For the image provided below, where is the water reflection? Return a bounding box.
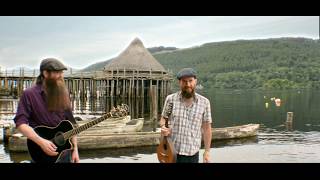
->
[1,89,320,163]
[0,99,18,121]
[204,89,320,131]
[4,136,260,163]
[71,97,157,121]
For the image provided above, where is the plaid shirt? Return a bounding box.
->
[161,91,212,156]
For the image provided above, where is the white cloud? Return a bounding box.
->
[0,16,318,70]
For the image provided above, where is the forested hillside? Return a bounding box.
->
[154,38,320,90]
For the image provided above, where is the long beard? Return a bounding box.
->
[181,87,195,99]
[44,78,70,112]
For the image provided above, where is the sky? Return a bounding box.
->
[0,16,319,70]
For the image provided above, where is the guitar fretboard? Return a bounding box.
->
[63,113,112,140]
[62,104,128,140]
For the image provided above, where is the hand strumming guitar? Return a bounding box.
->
[37,137,59,156]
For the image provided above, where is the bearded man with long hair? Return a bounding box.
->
[14,58,79,163]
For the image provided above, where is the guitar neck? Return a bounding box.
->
[165,118,169,128]
[164,102,172,128]
[63,113,112,140]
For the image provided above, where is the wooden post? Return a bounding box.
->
[78,79,80,99]
[10,79,14,96]
[111,80,114,98]
[110,96,114,113]
[122,70,126,98]
[160,81,164,112]
[4,77,8,89]
[93,80,97,98]
[161,78,164,98]
[140,79,145,118]
[116,69,119,96]
[166,80,169,97]
[150,85,157,132]
[285,112,293,131]
[93,79,96,98]
[84,79,87,99]
[156,79,159,110]
[141,79,144,98]
[286,112,293,123]
[129,78,132,99]
[149,79,152,123]
[111,70,114,97]
[135,93,139,119]
[82,79,84,99]
[101,80,104,97]
[87,80,90,99]
[132,70,135,99]
[105,80,109,97]
[136,80,140,98]
[79,78,82,99]
[72,79,76,99]
[141,94,145,118]
[88,79,91,99]
[98,80,102,99]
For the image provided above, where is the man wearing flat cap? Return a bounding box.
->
[159,68,212,163]
[14,58,79,163]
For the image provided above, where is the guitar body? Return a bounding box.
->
[157,136,176,163]
[27,104,129,163]
[27,120,74,163]
[157,102,176,163]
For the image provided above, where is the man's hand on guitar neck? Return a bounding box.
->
[160,126,172,136]
[159,117,171,136]
[71,147,79,163]
[71,136,80,163]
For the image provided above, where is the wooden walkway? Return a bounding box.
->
[0,68,173,121]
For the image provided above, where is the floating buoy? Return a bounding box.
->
[265,102,269,108]
[275,98,281,107]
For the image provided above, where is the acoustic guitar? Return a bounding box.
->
[27,104,129,163]
[157,102,177,163]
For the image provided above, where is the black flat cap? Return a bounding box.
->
[40,58,67,71]
[176,68,197,80]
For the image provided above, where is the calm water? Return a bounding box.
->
[1,89,320,163]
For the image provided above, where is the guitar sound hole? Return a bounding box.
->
[163,144,167,150]
[54,132,66,146]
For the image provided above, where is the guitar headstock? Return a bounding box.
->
[109,104,129,118]
[163,102,173,119]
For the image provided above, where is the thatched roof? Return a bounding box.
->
[104,38,166,73]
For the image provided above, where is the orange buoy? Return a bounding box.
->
[275,98,281,107]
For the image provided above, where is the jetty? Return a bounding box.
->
[7,124,259,152]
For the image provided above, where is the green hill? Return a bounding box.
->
[81,37,320,90]
[154,37,320,90]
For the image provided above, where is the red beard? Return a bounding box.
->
[44,77,71,112]
[181,87,195,99]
